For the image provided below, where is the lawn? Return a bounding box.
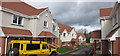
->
[57,47,70,54]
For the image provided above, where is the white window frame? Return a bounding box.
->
[62,42,66,46]
[63,33,66,37]
[112,15,117,26]
[12,15,23,25]
[43,21,48,28]
[53,25,56,31]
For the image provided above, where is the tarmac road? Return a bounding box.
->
[59,47,93,56]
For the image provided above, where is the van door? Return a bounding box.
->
[41,44,50,56]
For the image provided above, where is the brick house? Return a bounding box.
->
[90,30,101,43]
[0,0,59,55]
[100,1,120,55]
[58,23,77,49]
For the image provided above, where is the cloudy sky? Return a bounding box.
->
[21,0,115,32]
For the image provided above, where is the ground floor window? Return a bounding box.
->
[62,42,66,46]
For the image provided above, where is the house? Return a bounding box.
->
[90,30,101,43]
[71,33,86,47]
[100,1,120,55]
[76,33,86,45]
[58,23,77,48]
[0,0,59,55]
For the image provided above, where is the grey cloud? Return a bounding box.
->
[26,2,115,27]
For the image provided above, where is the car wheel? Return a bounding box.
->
[8,48,19,56]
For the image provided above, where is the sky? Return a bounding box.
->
[21,0,115,32]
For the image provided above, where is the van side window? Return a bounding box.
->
[21,44,23,50]
[42,44,48,49]
[26,44,40,50]
[13,43,20,50]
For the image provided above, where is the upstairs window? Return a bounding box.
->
[53,25,56,31]
[13,15,23,25]
[63,33,66,37]
[44,21,48,27]
[72,34,74,37]
[113,15,117,26]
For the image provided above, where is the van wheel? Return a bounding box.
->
[8,48,19,56]
[50,52,58,56]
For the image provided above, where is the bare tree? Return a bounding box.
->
[77,28,88,33]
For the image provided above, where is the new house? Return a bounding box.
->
[100,1,120,55]
[90,30,101,43]
[58,23,77,48]
[0,1,59,55]
[77,33,86,45]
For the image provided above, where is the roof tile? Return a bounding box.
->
[100,8,113,17]
[58,23,73,33]
[38,31,56,37]
[2,2,47,16]
[1,27,32,36]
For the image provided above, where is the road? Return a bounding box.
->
[59,47,93,56]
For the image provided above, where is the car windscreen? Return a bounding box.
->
[26,44,40,50]
[13,43,20,50]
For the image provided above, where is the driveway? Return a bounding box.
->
[59,47,93,56]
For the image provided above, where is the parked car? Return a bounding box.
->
[8,40,58,56]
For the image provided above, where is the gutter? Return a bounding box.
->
[5,36,9,56]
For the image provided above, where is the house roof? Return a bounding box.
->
[2,2,47,16]
[53,19,56,22]
[91,30,101,39]
[100,8,113,17]
[1,27,32,36]
[71,38,78,41]
[77,33,86,39]
[58,23,73,33]
[38,31,56,37]
[107,26,120,38]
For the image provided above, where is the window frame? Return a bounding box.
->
[43,21,48,28]
[63,33,66,37]
[12,15,23,25]
[42,44,48,49]
[62,42,66,46]
[26,44,40,50]
[112,15,117,27]
[53,25,56,31]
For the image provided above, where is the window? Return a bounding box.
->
[18,17,23,25]
[72,34,74,36]
[42,44,48,49]
[13,15,17,23]
[62,42,66,46]
[53,25,56,31]
[13,15,23,25]
[113,15,117,26]
[21,44,23,50]
[13,43,20,50]
[26,44,40,50]
[44,21,48,27]
[63,33,66,37]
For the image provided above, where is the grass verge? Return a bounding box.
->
[57,47,69,54]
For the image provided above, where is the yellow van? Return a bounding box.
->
[8,40,58,56]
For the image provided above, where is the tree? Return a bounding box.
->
[77,28,88,33]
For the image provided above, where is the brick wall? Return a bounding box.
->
[102,40,109,54]
[112,37,120,56]
[0,37,5,56]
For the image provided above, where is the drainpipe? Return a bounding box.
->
[5,36,9,56]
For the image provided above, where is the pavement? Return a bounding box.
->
[59,47,93,56]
